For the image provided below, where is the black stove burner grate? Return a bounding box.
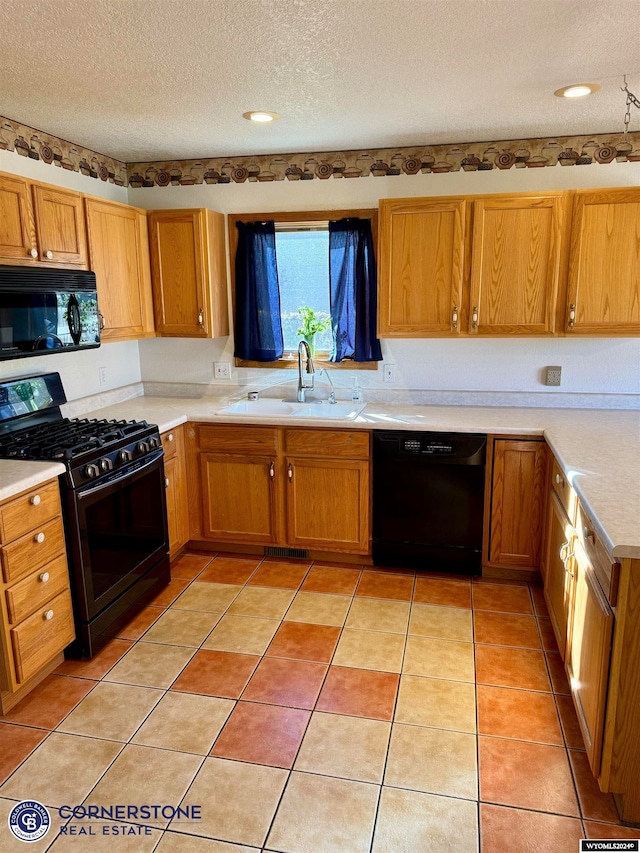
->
[0,417,152,462]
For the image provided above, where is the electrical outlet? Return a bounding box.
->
[545,366,562,386]
[214,362,231,380]
[383,363,396,384]
[98,366,108,388]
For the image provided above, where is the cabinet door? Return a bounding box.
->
[285,457,370,553]
[31,185,87,266]
[0,174,37,261]
[488,439,547,569]
[566,541,613,774]
[543,492,575,658]
[378,198,467,335]
[469,195,563,335]
[85,198,155,341]
[149,210,211,337]
[164,453,188,558]
[566,189,640,334]
[200,452,277,544]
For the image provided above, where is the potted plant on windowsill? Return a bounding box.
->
[296,306,331,356]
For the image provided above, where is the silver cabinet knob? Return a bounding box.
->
[34,532,46,544]
[568,303,576,329]
[39,572,50,583]
[198,308,204,328]
[43,610,54,620]
[167,433,174,442]
[451,306,458,330]
[165,477,170,488]
[30,494,41,506]
[583,526,596,543]
[45,250,53,260]
[471,306,479,329]
[555,473,563,486]
[269,461,275,479]
[29,248,38,258]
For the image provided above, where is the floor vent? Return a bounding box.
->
[265,546,308,559]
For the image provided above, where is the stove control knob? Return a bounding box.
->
[148,437,159,449]
[99,457,113,473]
[117,449,132,464]
[85,463,99,479]
[136,441,149,455]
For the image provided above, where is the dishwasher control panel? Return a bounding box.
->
[402,438,456,455]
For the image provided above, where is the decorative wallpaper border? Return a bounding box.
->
[1,114,639,189]
[0,116,127,185]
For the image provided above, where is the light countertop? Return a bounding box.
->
[2,395,638,561]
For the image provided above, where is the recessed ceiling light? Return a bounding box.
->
[554,83,600,98]
[242,111,280,123]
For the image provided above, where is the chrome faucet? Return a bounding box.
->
[297,340,315,402]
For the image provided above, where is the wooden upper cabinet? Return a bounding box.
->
[469,194,564,335]
[31,184,88,266]
[0,174,38,262]
[488,438,548,570]
[378,197,467,336]
[566,188,640,334]
[85,198,155,341]
[148,208,229,338]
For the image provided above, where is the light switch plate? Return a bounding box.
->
[545,366,562,386]
[214,362,231,380]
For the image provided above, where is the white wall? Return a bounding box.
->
[0,152,142,400]
[131,162,640,403]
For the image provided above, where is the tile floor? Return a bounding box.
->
[1,553,638,852]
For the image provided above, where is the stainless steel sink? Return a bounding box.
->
[217,399,366,420]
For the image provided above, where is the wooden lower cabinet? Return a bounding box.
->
[485,437,547,574]
[285,456,369,552]
[543,491,575,658]
[0,480,75,712]
[200,453,277,544]
[565,540,613,775]
[186,424,371,556]
[161,426,189,558]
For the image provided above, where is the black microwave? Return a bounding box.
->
[0,265,100,360]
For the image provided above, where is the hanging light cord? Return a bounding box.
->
[622,76,640,134]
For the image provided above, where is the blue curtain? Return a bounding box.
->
[234,221,284,361]
[329,218,382,362]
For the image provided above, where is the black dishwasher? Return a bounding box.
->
[372,431,487,574]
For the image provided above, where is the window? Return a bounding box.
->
[275,224,332,355]
[229,208,381,368]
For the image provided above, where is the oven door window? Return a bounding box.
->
[75,456,168,617]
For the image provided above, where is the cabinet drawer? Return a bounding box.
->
[284,429,370,459]
[10,589,75,684]
[0,481,61,544]
[1,517,66,584]
[575,503,619,607]
[5,554,70,625]
[550,458,577,524]
[198,424,278,455]
[161,427,179,460]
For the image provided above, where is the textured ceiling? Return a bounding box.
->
[0,0,639,162]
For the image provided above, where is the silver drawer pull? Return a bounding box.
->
[451,306,458,330]
[471,306,478,329]
[34,532,46,544]
[29,248,38,258]
[555,473,563,486]
[30,494,41,506]
[43,610,54,620]
[38,572,50,583]
[165,477,170,488]
[45,250,53,260]
[167,433,174,442]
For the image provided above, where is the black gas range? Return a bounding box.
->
[0,372,170,658]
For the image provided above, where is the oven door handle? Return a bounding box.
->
[76,449,164,498]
